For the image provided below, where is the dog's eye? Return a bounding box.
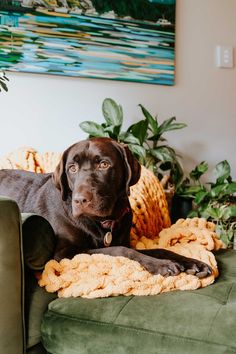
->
[98,160,110,170]
[68,164,78,173]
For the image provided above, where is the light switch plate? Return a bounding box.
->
[216,46,234,68]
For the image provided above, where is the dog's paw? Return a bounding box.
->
[181,258,212,278]
[144,257,212,278]
[146,259,185,277]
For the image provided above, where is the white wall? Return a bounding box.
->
[0,0,236,179]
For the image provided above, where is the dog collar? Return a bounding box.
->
[100,206,131,247]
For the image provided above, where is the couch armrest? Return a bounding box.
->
[21,214,57,350]
[0,196,25,354]
[0,197,57,353]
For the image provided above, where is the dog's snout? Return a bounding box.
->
[73,191,93,206]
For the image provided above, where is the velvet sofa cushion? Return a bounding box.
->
[41,250,236,354]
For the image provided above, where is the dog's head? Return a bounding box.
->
[53,137,141,219]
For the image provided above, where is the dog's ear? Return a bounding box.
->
[115,142,141,195]
[53,148,70,201]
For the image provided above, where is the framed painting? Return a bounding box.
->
[0,1,176,85]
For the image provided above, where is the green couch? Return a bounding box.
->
[1,196,236,354]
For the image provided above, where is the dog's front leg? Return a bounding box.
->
[87,246,184,277]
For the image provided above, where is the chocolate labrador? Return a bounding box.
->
[0,137,211,278]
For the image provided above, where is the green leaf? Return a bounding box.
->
[147,133,162,142]
[201,206,221,219]
[210,184,227,198]
[221,205,236,220]
[177,186,204,199]
[138,104,158,134]
[213,160,231,184]
[104,125,121,139]
[194,189,209,204]
[215,224,232,246]
[127,119,148,145]
[0,71,9,92]
[102,98,123,127]
[158,117,187,135]
[189,161,208,181]
[128,144,146,161]
[118,132,140,145]
[0,80,8,92]
[210,182,236,199]
[79,121,109,138]
[150,146,175,163]
[225,182,236,194]
[188,210,199,218]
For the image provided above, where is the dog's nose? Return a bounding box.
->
[73,192,93,206]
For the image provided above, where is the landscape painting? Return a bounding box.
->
[0,1,176,85]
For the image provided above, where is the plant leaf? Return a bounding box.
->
[177,186,204,199]
[150,146,175,163]
[148,133,162,141]
[221,205,236,220]
[0,80,8,92]
[102,98,123,127]
[210,182,236,199]
[201,205,222,219]
[189,161,208,181]
[118,132,140,145]
[158,117,187,135]
[188,210,199,218]
[225,182,236,194]
[104,124,121,139]
[127,119,148,145]
[79,121,109,138]
[194,189,209,204]
[210,184,227,198]
[138,104,158,134]
[128,144,146,162]
[213,160,231,184]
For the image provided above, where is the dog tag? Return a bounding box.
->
[104,232,112,247]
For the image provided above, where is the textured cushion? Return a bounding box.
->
[41,250,236,354]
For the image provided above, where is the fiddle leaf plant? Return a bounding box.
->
[0,71,9,92]
[79,98,187,187]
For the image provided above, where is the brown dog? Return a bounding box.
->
[0,138,211,278]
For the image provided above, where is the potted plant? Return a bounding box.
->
[79,97,187,202]
[171,161,208,222]
[0,71,9,92]
[175,160,236,247]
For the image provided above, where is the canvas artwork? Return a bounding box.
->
[0,0,176,85]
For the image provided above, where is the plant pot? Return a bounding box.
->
[170,196,193,224]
